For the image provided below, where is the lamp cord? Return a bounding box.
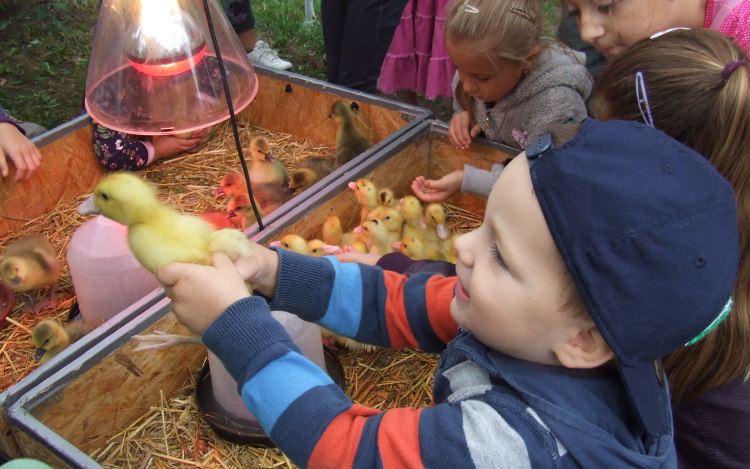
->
[201,0,265,231]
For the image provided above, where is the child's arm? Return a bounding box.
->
[93,123,203,170]
[412,163,504,202]
[0,117,42,182]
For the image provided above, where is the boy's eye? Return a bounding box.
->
[491,243,508,270]
[595,1,613,13]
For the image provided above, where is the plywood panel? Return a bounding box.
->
[14,428,75,468]
[242,75,410,146]
[0,125,104,238]
[35,314,206,454]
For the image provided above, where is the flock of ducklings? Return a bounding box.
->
[272,177,459,263]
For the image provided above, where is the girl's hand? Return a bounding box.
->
[411,171,464,203]
[152,135,202,161]
[156,253,251,335]
[0,122,42,182]
[334,251,381,265]
[191,126,212,140]
[448,111,481,150]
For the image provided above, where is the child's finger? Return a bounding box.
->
[470,123,481,138]
[155,261,192,287]
[0,153,8,178]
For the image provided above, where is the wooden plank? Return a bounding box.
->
[0,408,23,458]
[0,124,104,238]
[14,427,75,468]
[33,314,206,455]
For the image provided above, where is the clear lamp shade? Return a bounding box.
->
[85,0,258,135]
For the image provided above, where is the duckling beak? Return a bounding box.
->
[264,153,274,163]
[347,182,357,191]
[213,187,226,198]
[328,112,333,118]
[353,225,363,234]
[35,347,46,361]
[437,224,448,239]
[323,245,340,255]
[392,241,402,250]
[78,195,100,215]
[268,241,281,248]
[226,209,237,218]
[420,218,428,229]
[10,276,22,286]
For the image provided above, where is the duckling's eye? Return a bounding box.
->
[44,338,50,344]
[100,193,109,201]
[236,206,244,211]
[385,216,391,220]
[312,249,319,254]
[283,243,290,248]
[226,182,233,187]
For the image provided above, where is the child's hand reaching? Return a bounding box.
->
[412,171,464,203]
[448,111,481,150]
[0,122,42,182]
[152,135,202,162]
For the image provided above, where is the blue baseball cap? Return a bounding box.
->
[526,118,739,439]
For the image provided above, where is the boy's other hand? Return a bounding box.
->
[233,243,280,299]
[0,122,42,182]
[448,111,481,150]
[152,135,202,161]
[157,253,251,335]
[412,171,464,203]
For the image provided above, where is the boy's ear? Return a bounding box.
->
[555,323,614,369]
[522,45,543,71]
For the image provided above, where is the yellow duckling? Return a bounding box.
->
[78,173,255,279]
[248,136,289,187]
[394,236,425,260]
[377,188,399,209]
[32,319,100,364]
[308,239,339,257]
[400,196,429,242]
[323,215,343,246]
[269,234,310,255]
[351,241,369,253]
[330,101,373,168]
[349,178,380,223]
[367,206,404,247]
[213,172,247,200]
[423,203,449,244]
[227,194,265,230]
[290,157,336,193]
[441,232,460,263]
[358,218,392,255]
[0,236,62,313]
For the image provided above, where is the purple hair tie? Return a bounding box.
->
[722,60,747,80]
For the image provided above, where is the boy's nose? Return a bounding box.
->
[453,232,474,267]
[578,10,606,45]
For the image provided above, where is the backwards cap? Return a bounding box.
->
[526,118,739,438]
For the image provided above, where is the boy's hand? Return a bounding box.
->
[157,253,251,335]
[412,171,464,203]
[152,135,202,161]
[448,111,481,150]
[0,122,42,182]
[233,243,280,298]
[334,251,381,265]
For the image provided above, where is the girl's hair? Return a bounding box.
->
[444,0,542,65]
[592,29,750,405]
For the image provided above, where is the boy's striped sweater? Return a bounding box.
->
[202,249,676,468]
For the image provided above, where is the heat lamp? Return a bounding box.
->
[85,0,258,135]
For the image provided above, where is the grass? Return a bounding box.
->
[0,0,560,131]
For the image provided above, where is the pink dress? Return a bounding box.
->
[377,0,456,99]
[705,0,750,53]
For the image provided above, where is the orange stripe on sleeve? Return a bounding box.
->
[308,404,381,469]
[383,271,418,348]
[378,407,425,469]
[425,276,460,345]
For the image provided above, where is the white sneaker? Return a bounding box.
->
[248,40,292,70]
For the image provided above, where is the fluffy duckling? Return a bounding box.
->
[0,236,61,313]
[290,157,336,193]
[358,218,392,255]
[199,209,242,230]
[351,241,368,253]
[367,206,404,247]
[253,182,293,215]
[400,196,429,242]
[320,328,378,353]
[213,172,247,200]
[330,101,373,167]
[269,234,310,255]
[349,178,380,223]
[394,236,424,260]
[441,232,460,263]
[78,173,255,278]
[227,194,264,230]
[323,215,343,246]
[307,239,339,257]
[248,136,289,187]
[424,203,449,243]
[32,319,99,364]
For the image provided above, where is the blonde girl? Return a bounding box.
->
[443,0,592,150]
[565,0,750,56]
[591,28,750,467]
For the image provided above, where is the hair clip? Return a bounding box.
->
[687,297,732,346]
[509,7,536,23]
[649,27,689,40]
[460,4,480,13]
[722,60,747,81]
[635,71,654,128]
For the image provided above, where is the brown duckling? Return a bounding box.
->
[32,319,100,364]
[0,236,61,313]
[330,101,373,167]
[248,136,289,187]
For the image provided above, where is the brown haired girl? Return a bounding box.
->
[592,28,750,468]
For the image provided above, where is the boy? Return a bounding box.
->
[159,119,739,468]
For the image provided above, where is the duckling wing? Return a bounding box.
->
[208,229,255,262]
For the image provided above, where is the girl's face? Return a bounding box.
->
[565,0,694,58]
[446,39,531,103]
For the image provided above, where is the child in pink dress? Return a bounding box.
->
[377,0,456,103]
